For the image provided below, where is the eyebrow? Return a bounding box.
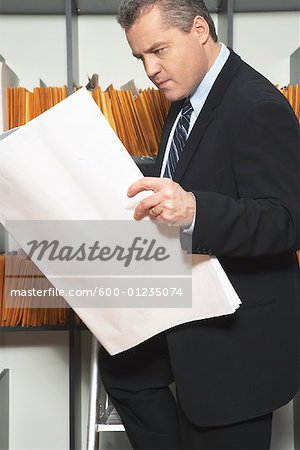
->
[132,41,167,59]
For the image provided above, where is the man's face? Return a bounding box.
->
[126,5,210,102]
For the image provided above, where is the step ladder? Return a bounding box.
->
[86,336,125,450]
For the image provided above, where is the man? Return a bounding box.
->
[99,1,300,448]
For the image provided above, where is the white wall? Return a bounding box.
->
[0,330,69,450]
[0,15,67,90]
[77,14,218,90]
[0,12,298,91]
[78,15,150,90]
[233,12,300,86]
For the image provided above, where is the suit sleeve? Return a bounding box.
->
[190,100,300,257]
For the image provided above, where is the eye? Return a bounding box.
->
[154,47,167,56]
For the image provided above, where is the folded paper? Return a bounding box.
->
[0,88,241,354]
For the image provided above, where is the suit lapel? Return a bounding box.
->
[156,50,243,182]
[173,108,214,182]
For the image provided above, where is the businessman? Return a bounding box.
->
[99,1,300,448]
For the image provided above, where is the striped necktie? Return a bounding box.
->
[163,98,193,179]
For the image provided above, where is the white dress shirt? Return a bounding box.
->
[160,43,230,176]
[159,43,230,232]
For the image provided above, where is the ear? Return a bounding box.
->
[193,15,210,44]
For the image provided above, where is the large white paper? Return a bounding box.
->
[0,88,241,355]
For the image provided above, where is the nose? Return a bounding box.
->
[143,55,161,80]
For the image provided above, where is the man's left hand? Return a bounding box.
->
[127,177,196,227]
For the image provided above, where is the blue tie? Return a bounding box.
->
[163,98,193,179]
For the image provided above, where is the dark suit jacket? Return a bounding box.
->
[155,49,300,427]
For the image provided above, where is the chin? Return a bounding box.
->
[162,90,186,102]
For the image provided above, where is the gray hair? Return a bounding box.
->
[117,0,218,42]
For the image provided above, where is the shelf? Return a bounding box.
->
[76,0,122,15]
[74,0,300,15]
[0,0,66,15]
[234,0,300,12]
[73,0,222,14]
[0,0,224,15]
[75,0,300,15]
[76,0,222,14]
[0,0,298,15]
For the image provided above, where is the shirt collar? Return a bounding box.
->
[189,43,230,117]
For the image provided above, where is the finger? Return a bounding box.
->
[127,177,172,198]
[134,201,160,220]
[133,207,149,221]
[135,192,164,214]
[134,201,161,220]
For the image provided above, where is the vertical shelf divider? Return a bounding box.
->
[65,4,81,448]
[218,0,234,48]
[66,0,79,95]
[69,309,82,450]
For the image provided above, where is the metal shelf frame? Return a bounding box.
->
[0,0,299,15]
[87,336,125,450]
